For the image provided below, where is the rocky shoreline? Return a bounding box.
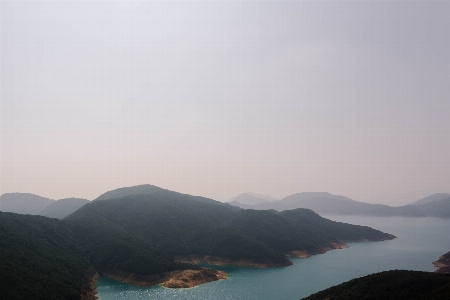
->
[80,267,99,300]
[288,243,348,258]
[287,236,396,259]
[174,255,293,268]
[103,268,228,288]
[433,251,450,273]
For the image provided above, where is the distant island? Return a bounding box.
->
[0,193,89,219]
[229,192,450,218]
[0,184,395,299]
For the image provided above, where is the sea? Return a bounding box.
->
[96,215,450,300]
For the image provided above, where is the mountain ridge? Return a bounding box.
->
[229,192,450,218]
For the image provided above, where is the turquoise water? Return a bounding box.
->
[96,216,450,300]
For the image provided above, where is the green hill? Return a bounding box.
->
[302,270,450,300]
[229,209,394,256]
[69,194,290,266]
[39,198,90,219]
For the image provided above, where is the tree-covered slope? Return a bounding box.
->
[39,198,90,219]
[0,193,54,215]
[0,212,89,300]
[302,270,450,300]
[64,210,194,274]
[228,209,394,256]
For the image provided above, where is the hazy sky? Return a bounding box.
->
[1,1,449,205]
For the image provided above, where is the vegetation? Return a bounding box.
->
[65,211,194,274]
[0,212,89,300]
[302,270,450,300]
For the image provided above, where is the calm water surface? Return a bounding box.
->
[96,216,450,300]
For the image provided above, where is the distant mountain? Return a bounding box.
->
[419,198,450,219]
[229,192,449,218]
[39,198,90,219]
[228,192,278,205]
[302,270,450,300]
[228,193,276,206]
[0,193,54,215]
[230,192,398,215]
[247,192,278,202]
[411,193,450,205]
[95,184,168,200]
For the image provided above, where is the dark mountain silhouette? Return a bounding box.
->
[38,198,90,219]
[0,193,54,215]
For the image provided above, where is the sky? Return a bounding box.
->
[1,1,449,205]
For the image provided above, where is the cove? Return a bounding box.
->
[96,216,450,300]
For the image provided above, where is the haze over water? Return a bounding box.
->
[96,216,450,300]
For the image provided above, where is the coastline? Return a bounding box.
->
[174,255,293,268]
[287,236,395,259]
[433,252,450,273]
[80,267,99,300]
[103,268,228,288]
[288,242,348,258]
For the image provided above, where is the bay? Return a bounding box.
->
[96,216,450,300]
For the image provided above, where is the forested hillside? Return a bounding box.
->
[0,212,89,300]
